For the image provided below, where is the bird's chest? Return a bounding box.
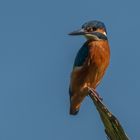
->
[84,42,110,86]
[71,41,110,90]
[89,42,110,70]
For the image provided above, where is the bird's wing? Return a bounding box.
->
[69,42,90,115]
[73,43,89,68]
[69,42,89,95]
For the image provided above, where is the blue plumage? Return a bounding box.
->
[82,20,107,33]
[74,42,89,67]
[91,32,108,40]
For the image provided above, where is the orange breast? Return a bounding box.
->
[87,40,110,87]
[70,40,110,94]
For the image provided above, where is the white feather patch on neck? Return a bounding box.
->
[103,32,107,36]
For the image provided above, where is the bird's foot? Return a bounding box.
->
[88,87,103,101]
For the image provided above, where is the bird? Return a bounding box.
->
[68,20,110,115]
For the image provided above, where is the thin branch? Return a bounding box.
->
[88,88,130,140]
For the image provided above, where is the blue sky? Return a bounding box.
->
[0,0,139,140]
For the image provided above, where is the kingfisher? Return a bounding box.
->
[68,20,110,115]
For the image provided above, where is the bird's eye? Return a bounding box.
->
[86,27,93,32]
[86,27,97,32]
[92,27,97,31]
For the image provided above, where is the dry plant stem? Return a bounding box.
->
[88,88,129,140]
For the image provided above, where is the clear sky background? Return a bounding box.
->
[0,0,139,140]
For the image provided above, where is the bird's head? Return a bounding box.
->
[69,20,107,40]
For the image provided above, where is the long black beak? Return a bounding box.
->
[68,29,86,35]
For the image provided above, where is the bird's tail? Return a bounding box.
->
[69,88,85,115]
[69,102,80,115]
[69,93,84,115]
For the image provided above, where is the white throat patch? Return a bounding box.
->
[84,34,100,40]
